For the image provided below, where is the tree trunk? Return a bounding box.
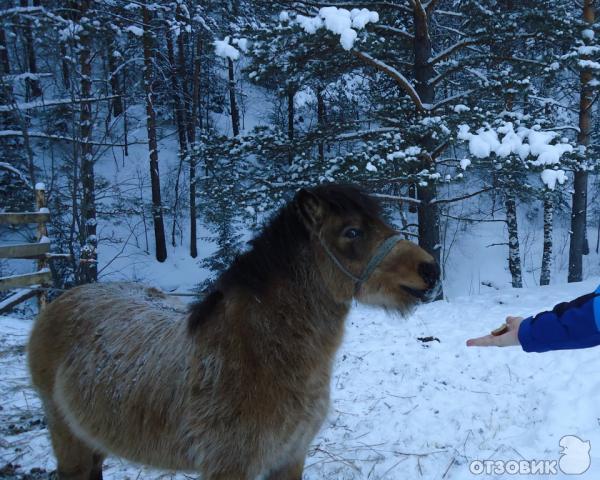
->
[505,195,523,288]
[0,27,10,76]
[78,0,97,283]
[20,0,42,98]
[568,0,594,283]
[413,4,442,294]
[59,43,70,90]
[228,58,240,136]
[167,27,188,248]
[142,3,167,262]
[540,195,553,286]
[287,85,295,164]
[317,87,325,162]
[108,51,123,117]
[188,36,202,259]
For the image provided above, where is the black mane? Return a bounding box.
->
[188,184,381,332]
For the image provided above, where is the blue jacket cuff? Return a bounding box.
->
[518,316,537,352]
[595,285,600,331]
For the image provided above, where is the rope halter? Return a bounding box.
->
[318,234,404,295]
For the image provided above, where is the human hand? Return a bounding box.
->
[466,316,524,347]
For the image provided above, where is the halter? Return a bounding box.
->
[318,233,404,295]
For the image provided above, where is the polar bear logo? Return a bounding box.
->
[559,435,591,475]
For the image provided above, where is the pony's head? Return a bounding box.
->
[295,184,440,313]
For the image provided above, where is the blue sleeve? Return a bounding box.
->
[518,285,600,353]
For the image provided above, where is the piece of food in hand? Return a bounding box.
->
[491,323,509,336]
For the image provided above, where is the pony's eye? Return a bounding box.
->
[343,228,363,239]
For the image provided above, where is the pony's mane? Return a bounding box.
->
[188,184,381,332]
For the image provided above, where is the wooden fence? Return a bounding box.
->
[0,184,68,314]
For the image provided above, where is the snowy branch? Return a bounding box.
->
[431,187,493,205]
[335,127,397,140]
[352,50,426,111]
[371,24,414,41]
[371,193,422,205]
[294,1,412,15]
[430,89,475,111]
[0,95,120,112]
[0,162,31,187]
[0,6,43,17]
[428,38,482,65]
[0,130,133,147]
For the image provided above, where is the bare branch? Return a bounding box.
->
[428,38,482,65]
[352,50,426,111]
[371,24,414,41]
[431,187,493,205]
[430,89,475,111]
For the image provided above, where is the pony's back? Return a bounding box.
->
[28,283,201,472]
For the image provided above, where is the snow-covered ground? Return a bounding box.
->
[2,278,599,479]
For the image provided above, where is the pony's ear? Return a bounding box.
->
[296,188,326,230]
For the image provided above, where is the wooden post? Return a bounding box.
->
[35,183,49,309]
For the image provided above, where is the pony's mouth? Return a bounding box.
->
[402,285,428,300]
[402,282,441,302]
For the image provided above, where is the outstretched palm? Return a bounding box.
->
[466,316,524,347]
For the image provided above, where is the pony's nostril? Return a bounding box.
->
[418,262,440,289]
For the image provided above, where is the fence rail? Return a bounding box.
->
[0,184,64,314]
[0,242,50,259]
[0,212,50,225]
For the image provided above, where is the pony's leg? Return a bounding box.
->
[89,453,105,480]
[205,473,250,480]
[265,459,305,480]
[43,401,100,480]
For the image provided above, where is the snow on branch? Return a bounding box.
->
[352,51,426,110]
[0,6,43,17]
[428,38,482,65]
[214,36,248,61]
[0,95,120,112]
[0,162,31,188]
[371,24,414,41]
[0,130,131,147]
[457,122,574,190]
[291,6,379,50]
[1,72,52,83]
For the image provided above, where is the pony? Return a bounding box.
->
[28,184,440,480]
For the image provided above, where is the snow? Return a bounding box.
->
[294,7,379,51]
[582,29,595,40]
[578,59,600,70]
[458,122,573,168]
[366,161,377,172]
[453,104,470,113]
[296,14,323,35]
[294,86,316,108]
[35,182,45,190]
[232,38,249,53]
[0,162,31,187]
[459,158,471,170]
[541,169,567,190]
[2,279,600,478]
[214,37,241,61]
[124,25,144,37]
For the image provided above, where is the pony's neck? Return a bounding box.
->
[251,246,352,359]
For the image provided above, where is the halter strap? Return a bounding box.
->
[319,234,404,295]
